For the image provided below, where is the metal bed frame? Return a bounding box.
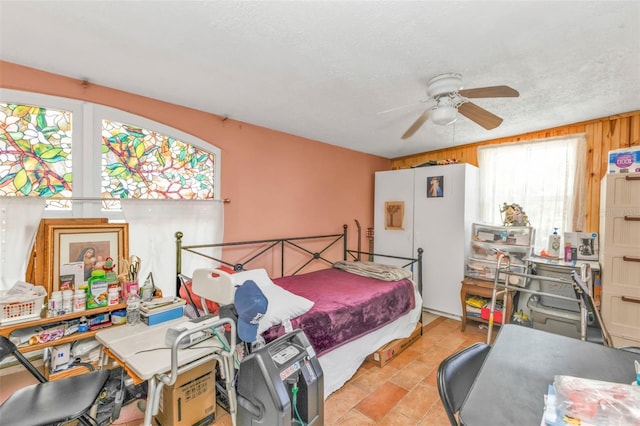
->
[175,224,423,299]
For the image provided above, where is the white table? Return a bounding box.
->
[96,316,236,426]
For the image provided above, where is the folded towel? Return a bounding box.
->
[333,260,412,281]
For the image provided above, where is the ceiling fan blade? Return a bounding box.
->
[459,85,519,98]
[401,110,430,139]
[458,102,503,130]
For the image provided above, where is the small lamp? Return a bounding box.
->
[431,105,458,126]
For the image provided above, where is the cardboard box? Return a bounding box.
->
[563,232,599,261]
[608,148,640,174]
[154,359,216,426]
[367,323,422,367]
[141,305,184,326]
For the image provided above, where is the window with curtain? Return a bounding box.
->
[0,90,223,294]
[477,135,586,252]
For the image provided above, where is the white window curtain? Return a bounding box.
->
[0,197,46,291]
[477,134,586,252]
[121,199,224,297]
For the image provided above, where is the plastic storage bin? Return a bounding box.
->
[527,298,580,339]
[0,287,46,325]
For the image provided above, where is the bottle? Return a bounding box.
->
[73,289,86,312]
[126,291,141,326]
[140,276,153,302]
[78,316,89,332]
[62,290,74,314]
[87,269,108,309]
[48,291,62,317]
[108,288,120,306]
[547,228,561,259]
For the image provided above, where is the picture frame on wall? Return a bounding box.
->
[384,201,405,230]
[427,175,444,198]
[38,221,128,294]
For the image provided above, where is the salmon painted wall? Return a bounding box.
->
[0,61,390,250]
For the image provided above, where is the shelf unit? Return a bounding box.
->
[599,173,640,347]
[461,224,534,330]
[465,223,535,286]
[0,303,127,353]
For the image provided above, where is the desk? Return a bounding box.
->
[96,316,236,426]
[459,324,638,426]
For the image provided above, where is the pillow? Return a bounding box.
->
[231,269,314,335]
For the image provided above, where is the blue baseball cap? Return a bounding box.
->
[234,280,268,342]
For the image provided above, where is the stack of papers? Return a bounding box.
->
[140,297,186,314]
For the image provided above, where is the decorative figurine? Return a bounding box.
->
[500,202,530,226]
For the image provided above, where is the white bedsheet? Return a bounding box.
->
[318,283,423,399]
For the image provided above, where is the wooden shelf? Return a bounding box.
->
[460,278,513,332]
[0,302,127,354]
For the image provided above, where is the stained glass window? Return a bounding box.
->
[1,98,218,214]
[101,119,215,200]
[0,102,73,201]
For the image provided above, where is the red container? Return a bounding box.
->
[481,307,503,324]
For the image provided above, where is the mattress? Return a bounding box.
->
[262,268,416,357]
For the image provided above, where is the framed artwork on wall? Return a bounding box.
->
[384,201,405,230]
[427,175,444,198]
[27,218,108,289]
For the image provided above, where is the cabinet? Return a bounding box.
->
[0,303,126,354]
[465,223,535,287]
[599,173,640,347]
[374,163,478,317]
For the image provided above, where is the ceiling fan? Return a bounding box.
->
[401,73,519,140]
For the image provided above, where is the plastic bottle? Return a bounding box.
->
[62,290,73,314]
[126,291,141,326]
[547,228,561,259]
[140,277,153,302]
[73,289,86,312]
[87,269,108,309]
[108,288,120,306]
[48,291,62,317]
[78,316,89,332]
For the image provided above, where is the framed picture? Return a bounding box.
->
[427,175,444,198]
[27,218,108,288]
[40,221,128,294]
[384,201,405,230]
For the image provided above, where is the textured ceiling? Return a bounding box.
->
[1,1,639,159]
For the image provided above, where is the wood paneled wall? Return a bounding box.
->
[391,111,640,233]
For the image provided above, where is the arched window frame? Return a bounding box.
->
[0,89,221,220]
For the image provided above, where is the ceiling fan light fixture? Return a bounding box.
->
[431,105,458,126]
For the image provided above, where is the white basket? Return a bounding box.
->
[0,287,46,325]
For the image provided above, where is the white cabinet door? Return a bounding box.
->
[373,169,415,263]
[413,164,478,316]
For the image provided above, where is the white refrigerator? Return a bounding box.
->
[374,163,478,318]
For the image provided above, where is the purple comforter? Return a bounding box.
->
[261,268,416,356]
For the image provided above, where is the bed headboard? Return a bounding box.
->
[175,224,423,298]
[175,225,349,295]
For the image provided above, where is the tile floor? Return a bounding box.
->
[120,313,489,425]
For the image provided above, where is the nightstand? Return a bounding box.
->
[460,278,513,331]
